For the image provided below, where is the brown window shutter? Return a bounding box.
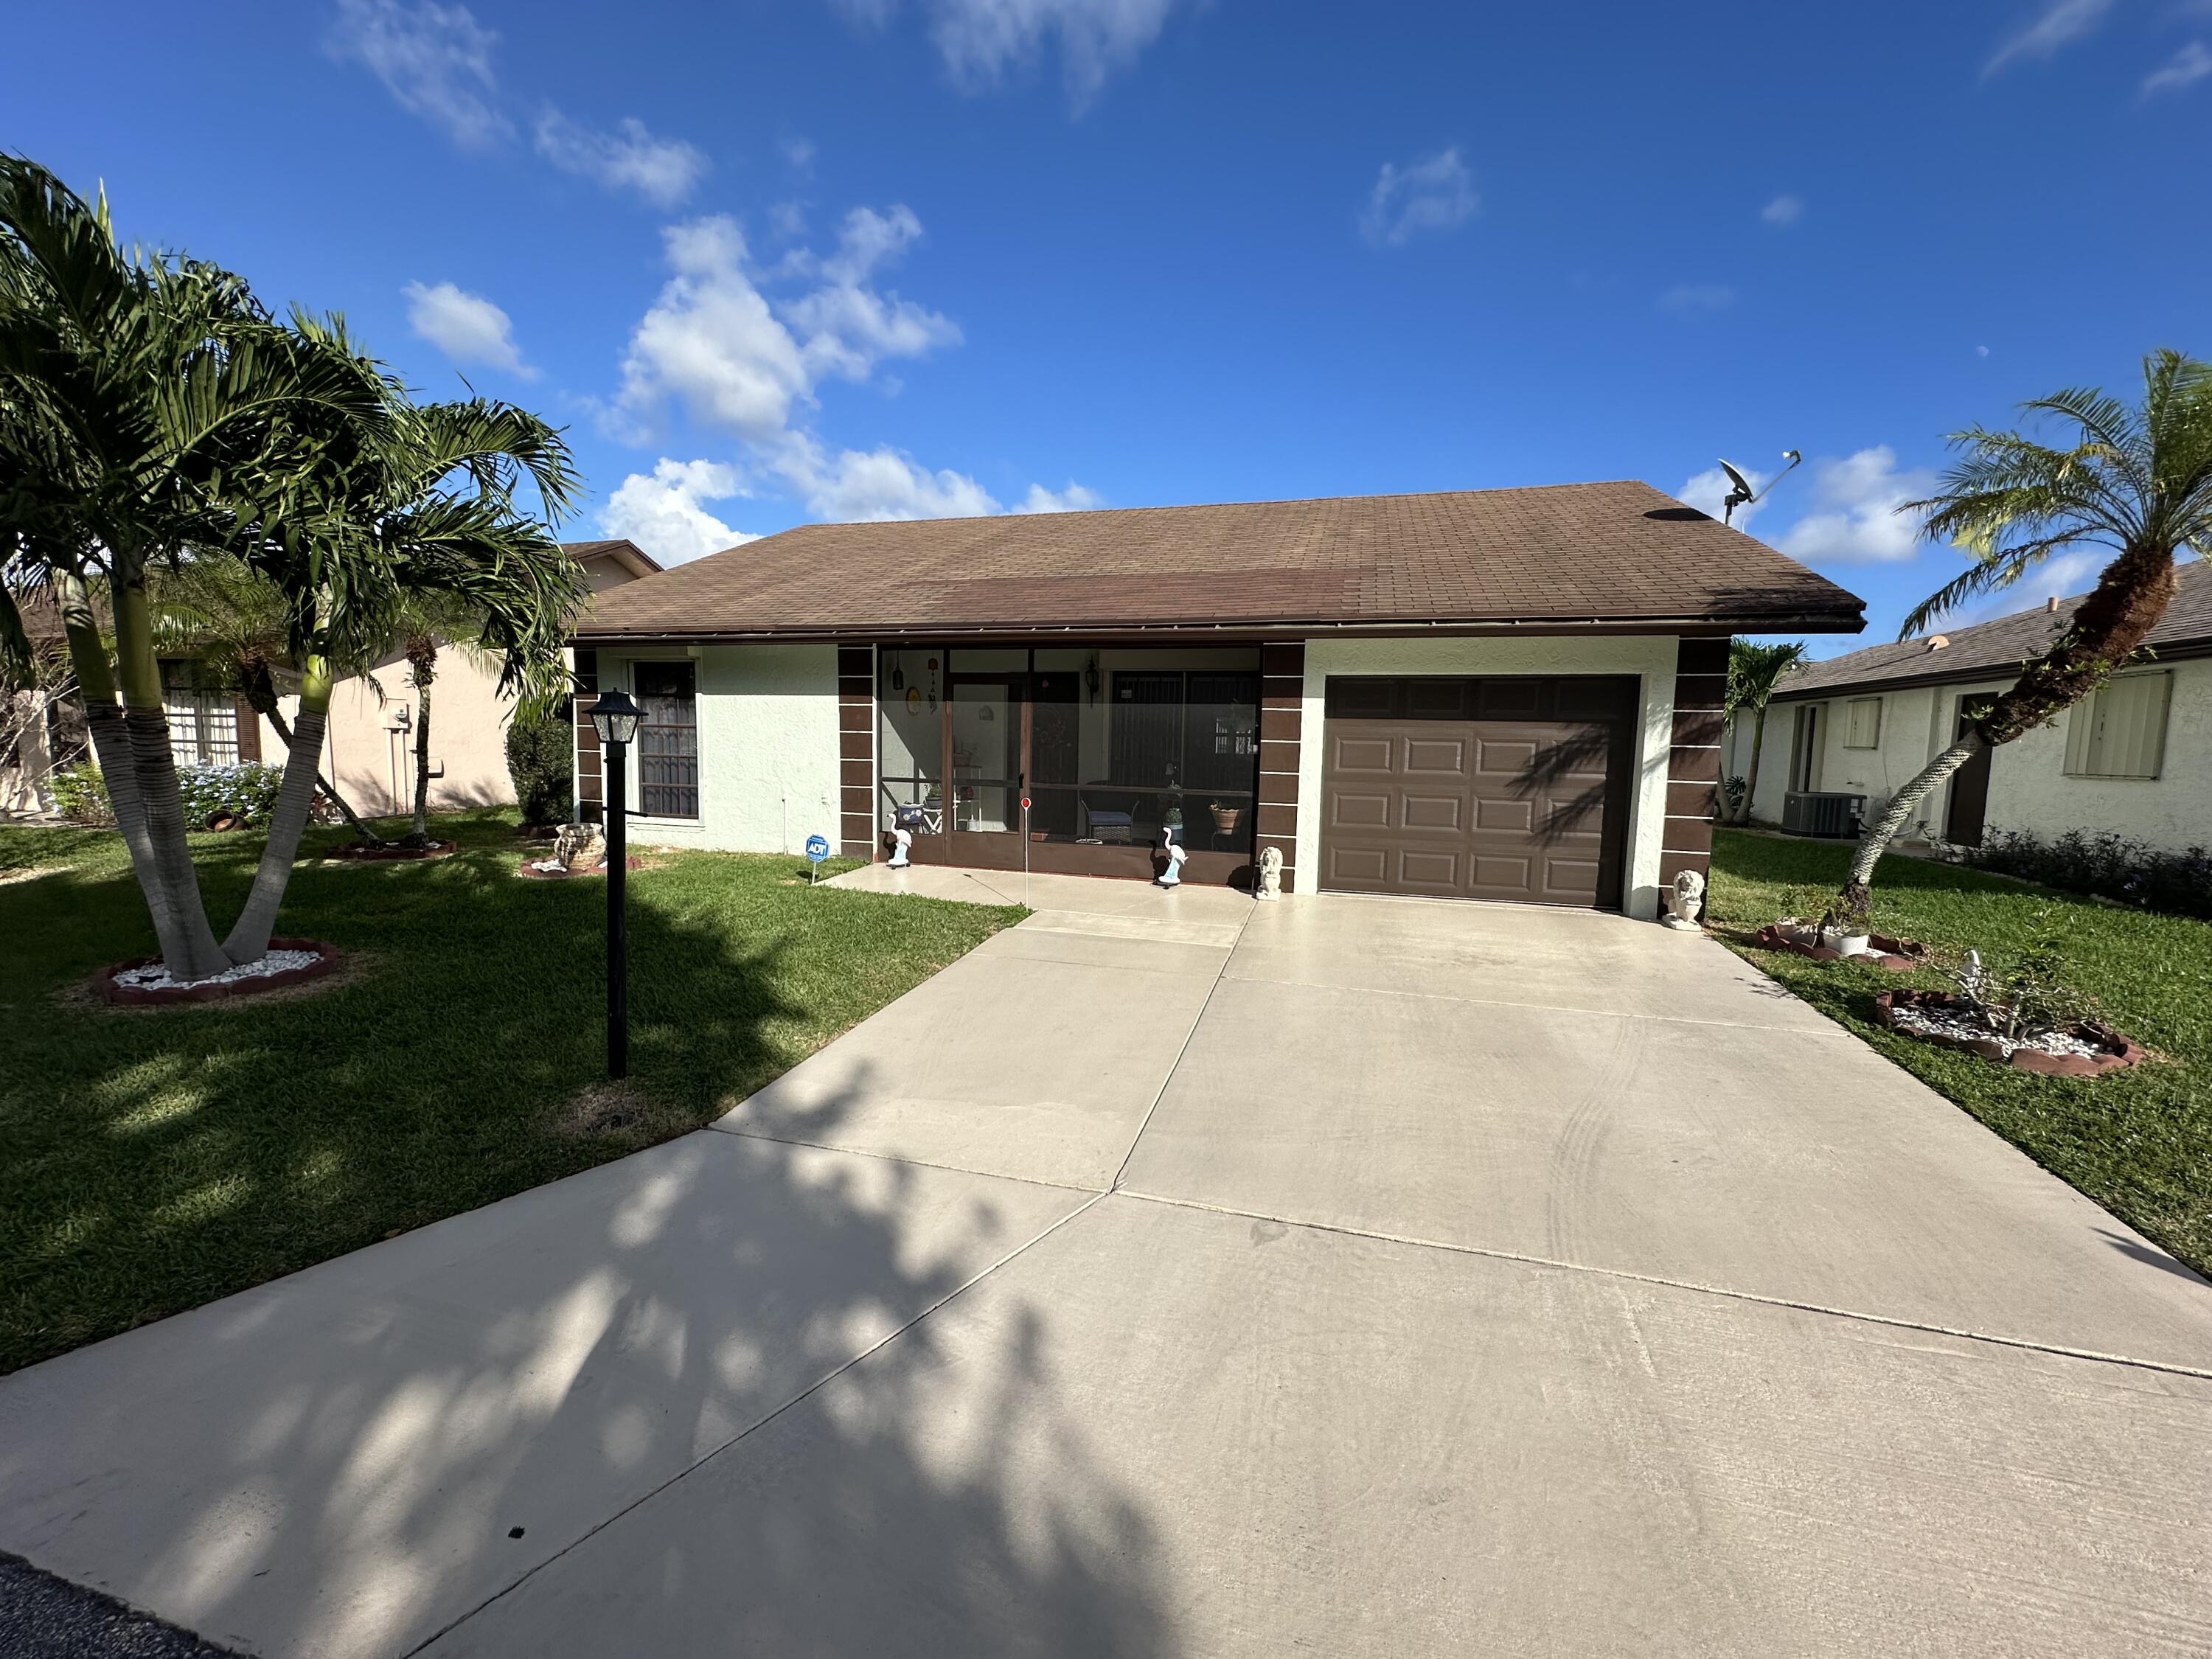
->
[234,697,262,762]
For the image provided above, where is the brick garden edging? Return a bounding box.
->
[515,855,644,880]
[1753,926,1927,972]
[324,840,457,862]
[96,937,343,1006]
[1871,987,2148,1077]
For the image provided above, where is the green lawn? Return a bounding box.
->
[1708,828,2212,1276]
[0,812,1023,1375]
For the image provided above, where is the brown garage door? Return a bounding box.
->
[1320,676,1637,907]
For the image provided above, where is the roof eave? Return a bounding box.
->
[1774,633,2212,701]
[574,607,1867,647]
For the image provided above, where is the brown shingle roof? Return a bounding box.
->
[1778,557,2212,700]
[572,481,1865,641]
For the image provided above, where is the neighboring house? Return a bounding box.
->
[1730,558,2212,852]
[570,482,1863,918]
[2,539,659,820]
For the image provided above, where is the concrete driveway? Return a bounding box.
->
[4,872,2211,1657]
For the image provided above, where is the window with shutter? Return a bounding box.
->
[2062,672,2171,779]
[1843,698,1882,749]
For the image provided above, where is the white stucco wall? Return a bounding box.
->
[1297,636,1680,920]
[597,643,841,854]
[1755,655,2211,851]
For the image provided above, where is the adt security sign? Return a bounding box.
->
[804,833,830,884]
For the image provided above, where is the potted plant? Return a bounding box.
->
[1823,894,1874,958]
[1163,804,1184,846]
[1209,801,1243,835]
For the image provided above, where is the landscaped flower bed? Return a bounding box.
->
[517,854,644,880]
[324,839,457,862]
[97,936,342,1006]
[1872,987,2146,1077]
[1754,924,1927,971]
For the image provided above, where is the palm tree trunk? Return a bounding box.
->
[409,679,433,844]
[1841,542,2178,906]
[259,688,382,847]
[53,574,151,855]
[1736,706,1772,827]
[1841,731,1989,900]
[108,576,234,980]
[223,655,335,964]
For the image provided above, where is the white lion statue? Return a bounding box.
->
[1663,866,1705,931]
[1255,844,1284,901]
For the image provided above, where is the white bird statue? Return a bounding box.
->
[887,827,913,869]
[1156,827,1188,888]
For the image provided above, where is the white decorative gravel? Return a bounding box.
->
[1887,1003,2107,1061]
[113,947,320,993]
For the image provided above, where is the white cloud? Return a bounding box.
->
[1015,481,1105,513]
[1775,447,1935,564]
[832,0,1186,107]
[533,111,709,207]
[599,459,758,566]
[327,0,509,147]
[1761,193,1804,226]
[768,201,810,240]
[779,438,1000,521]
[616,210,959,442]
[950,0,1186,106]
[1659,283,1736,313]
[780,136,818,173]
[1985,0,2118,75]
[2143,40,2212,95]
[1677,463,1770,529]
[616,218,815,441]
[611,206,1088,526]
[1360,147,1478,247]
[402,279,532,377]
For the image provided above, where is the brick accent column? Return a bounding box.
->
[1661,637,1728,905]
[838,644,877,860]
[571,649,603,824]
[1256,641,1304,892]
[232,697,262,762]
[573,697,603,824]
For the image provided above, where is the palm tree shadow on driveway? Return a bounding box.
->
[0,873,1179,1658]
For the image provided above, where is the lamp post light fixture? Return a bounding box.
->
[588,688,645,1079]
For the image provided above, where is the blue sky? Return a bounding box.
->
[13,0,2211,655]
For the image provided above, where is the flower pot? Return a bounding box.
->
[1210,804,1243,835]
[1833,933,1873,957]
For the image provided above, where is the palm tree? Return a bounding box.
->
[0,156,388,978]
[1,157,583,974]
[218,392,584,959]
[1722,639,1806,826]
[1841,349,2212,904]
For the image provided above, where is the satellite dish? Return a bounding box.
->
[1716,450,1803,524]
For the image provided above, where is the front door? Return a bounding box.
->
[945,675,1025,867]
[1944,704,1994,846]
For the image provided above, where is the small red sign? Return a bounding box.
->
[1020,796,1032,812]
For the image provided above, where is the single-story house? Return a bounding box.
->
[571,482,1864,918]
[1731,557,2211,851]
[2,539,659,820]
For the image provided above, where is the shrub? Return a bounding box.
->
[506,712,574,828]
[1719,776,1747,819]
[49,760,112,825]
[178,762,285,829]
[1966,827,2212,923]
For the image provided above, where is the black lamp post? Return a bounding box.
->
[589,689,644,1079]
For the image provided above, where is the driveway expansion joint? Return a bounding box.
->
[1109,1187,2212,1384]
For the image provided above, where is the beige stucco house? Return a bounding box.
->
[1729,559,2211,852]
[3,539,658,821]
